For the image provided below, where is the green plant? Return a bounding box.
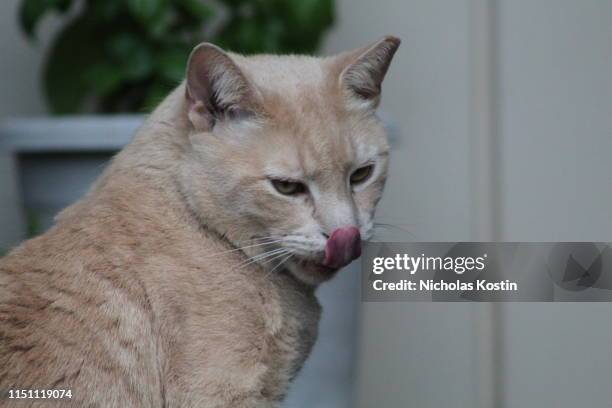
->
[25,209,42,238]
[20,0,334,114]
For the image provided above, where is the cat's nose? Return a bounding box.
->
[322,227,361,269]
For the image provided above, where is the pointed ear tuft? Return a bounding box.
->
[185,43,259,131]
[338,36,401,109]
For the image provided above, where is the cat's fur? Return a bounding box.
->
[0,36,399,407]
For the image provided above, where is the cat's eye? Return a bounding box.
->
[271,179,307,196]
[350,165,374,185]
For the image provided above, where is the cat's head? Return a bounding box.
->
[179,36,400,286]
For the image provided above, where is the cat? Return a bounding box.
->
[0,36,400,407]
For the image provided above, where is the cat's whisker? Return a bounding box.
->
[245,236,281,243]
[265,253,293,280]
[243,235,285,245]
[202,240,284,259]
[237,248,286,266]
[260,251,292,270]
[234,253,287,274]
[234,248,288,271]
[248,235,284,243]
[373,222,415,238]
[260,250,289,264]
[238,236,285,247]
[373,222,411,232]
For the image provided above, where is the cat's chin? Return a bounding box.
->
[285,260,340,286]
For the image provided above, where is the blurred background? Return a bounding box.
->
[1,0,612,407]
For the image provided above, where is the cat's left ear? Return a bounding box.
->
[185,43,260,131]
[336,36,401,111]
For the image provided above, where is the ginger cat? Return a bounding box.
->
[0,36,400,407]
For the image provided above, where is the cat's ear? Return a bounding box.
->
[337,36,401,110]
[185,43,260,131]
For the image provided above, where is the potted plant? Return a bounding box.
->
[19,0,334,113]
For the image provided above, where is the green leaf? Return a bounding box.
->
[155,48,188,82]
[147,9,175,38]
[217,18,267,53]
[143,80,175,111]
[19,0,43,36]
[25,209,42,238]
[128,0,165,21]
[259,17,284,51]
[222,0,249,8]
[19,0,73,37]
[83,64,124,96]
[36,0,336,113]
[107,34,154,80]
[43,18,105,113]
[91,0,124,20]
[289,0,334,29]
[176,0,212,20]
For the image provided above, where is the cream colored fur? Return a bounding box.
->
[0,36,399,407]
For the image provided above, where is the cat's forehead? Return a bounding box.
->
[257,112,387,182]
[232,54,348,130]
[231,53,388,175]
[231,54,330,95]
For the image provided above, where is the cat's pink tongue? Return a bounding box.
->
[323,227,362,269]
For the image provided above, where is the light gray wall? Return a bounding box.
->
[497,0,612,242]
[0,0,49,118]
[327,1,612,407]
[0,0,55,248]
[325,0,473,241]
[496,1,612,407]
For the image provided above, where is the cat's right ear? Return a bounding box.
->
[185,43,260,131]
[336,36,401,111]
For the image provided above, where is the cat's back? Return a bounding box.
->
[0,223,166,407]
